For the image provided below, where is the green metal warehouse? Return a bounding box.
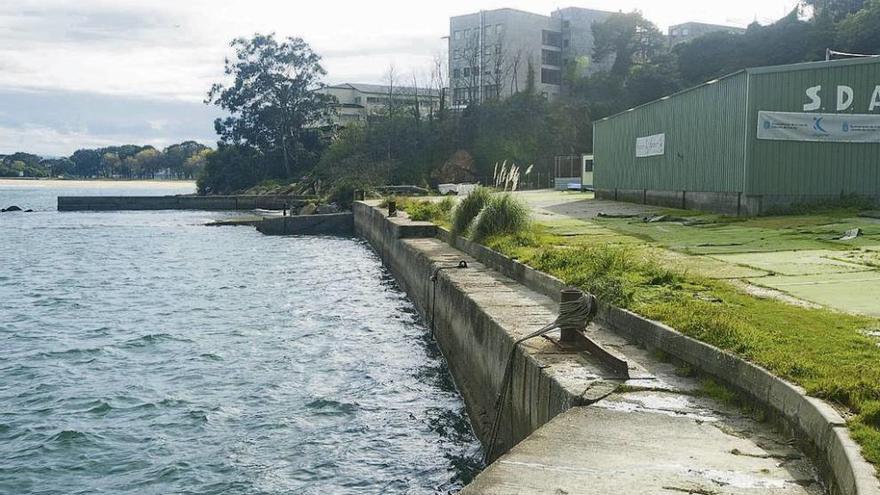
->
[593,57,880,215]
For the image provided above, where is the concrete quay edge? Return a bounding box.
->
[376,204,880,495]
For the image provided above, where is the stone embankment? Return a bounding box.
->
[352,201,879,495]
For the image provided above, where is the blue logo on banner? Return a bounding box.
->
[763,120,771,129]
[843,122,850,132]
[813,117,829,135]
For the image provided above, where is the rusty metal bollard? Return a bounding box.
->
[559,288,586,343]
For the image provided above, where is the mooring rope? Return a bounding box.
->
[426,261,469,335]
[483,293,597,464]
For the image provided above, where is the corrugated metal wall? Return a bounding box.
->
[745,59,880,196]
[593,71,748,192]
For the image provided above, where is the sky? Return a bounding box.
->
[0,0,802,156]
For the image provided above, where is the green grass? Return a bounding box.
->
[481,223,880,468]
[598,208,880,255]
[470,194,530,243]
[398,197,455,223]
[451,187,492,238]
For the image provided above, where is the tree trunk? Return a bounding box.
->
[281,131,292,177]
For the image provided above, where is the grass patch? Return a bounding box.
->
[401,197,455,223]
[470,194,530,243]
[597,210,880,255]
[765,194,878,216]
[451,187,492,238]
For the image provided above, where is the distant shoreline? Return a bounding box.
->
[0,177,195,182]
[0,178,196,190]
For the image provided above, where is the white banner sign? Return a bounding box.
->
[758,111,880,143]
[636,133,665,157]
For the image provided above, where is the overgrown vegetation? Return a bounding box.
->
[398,197,455,223]
[451,187,492,237]
[480,221,880,466]
[470,194,531,243]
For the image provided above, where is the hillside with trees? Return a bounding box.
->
[196,1,880,195]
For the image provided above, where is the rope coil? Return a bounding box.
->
[483,292,596,464]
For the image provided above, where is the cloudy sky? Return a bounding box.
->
[0,0,801,156]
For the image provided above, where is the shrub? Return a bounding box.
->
[405,197,455,223]
[450,187,492,238]
[326,179,371,210]
[470,193,530,243]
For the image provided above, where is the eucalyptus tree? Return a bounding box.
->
[207,34,334,178]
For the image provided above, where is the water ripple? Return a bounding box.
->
[0,183,482,494]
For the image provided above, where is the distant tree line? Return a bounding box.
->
[0,141,212,179]
[199,1,880,195]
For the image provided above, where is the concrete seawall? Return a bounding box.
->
[352,202,864,495]
[431,210,878,495]
[353,203,613,454]
[57,195,313,211]
[256,213,353,236]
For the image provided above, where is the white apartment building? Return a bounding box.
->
[448,7,614,107]
[319,83,442,127]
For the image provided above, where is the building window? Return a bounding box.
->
[542,49,562,66]
[454,30,462,40]
[463,67,470,77]
[541,68,562,85]
[484,84,500,99]
[453,88,465,105]
[453,68,461,79]
[563,39,570,48]
[542,30,562,48]
[354,97,361,104]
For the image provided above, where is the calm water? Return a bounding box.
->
[0,181,481,494]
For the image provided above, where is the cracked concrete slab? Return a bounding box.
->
[462,405,822,495]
